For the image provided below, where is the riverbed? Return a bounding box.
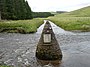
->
[0,21,90,67]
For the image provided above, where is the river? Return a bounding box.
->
[0,21,90,67]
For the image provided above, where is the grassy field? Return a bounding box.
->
[48,6,90,32]
[48,16,90,31]
[0,18,44,33]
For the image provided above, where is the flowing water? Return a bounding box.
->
[0,20,90,67]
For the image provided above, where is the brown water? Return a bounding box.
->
[0,21,90,67]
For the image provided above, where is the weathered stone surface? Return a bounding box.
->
[36,21,62,60]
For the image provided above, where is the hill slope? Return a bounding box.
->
[70,6,90,17]
[55,6,90,17]
[48,6,90,31]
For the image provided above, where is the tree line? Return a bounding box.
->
[0,0,54,20]
[0,0,32,20]
[32,12,54,18]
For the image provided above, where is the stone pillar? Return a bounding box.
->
[36,21,62,61]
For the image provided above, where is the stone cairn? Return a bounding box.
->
[36,21,62,61]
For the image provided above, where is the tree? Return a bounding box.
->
[25,1,32,19]
[32,12,54,18]
[0,0,32,20]
[5,0,15,19]
[0,11,1,20]
[0,0,7,19]
[0,0,1,20]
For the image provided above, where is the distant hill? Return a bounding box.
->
[56,11,67,13]
[55,6,90,17]
[70,6,90,17]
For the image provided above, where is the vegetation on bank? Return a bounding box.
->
[0,65,11,67]
[48,6,90,32]
[48,17,90,31]
[0,18,43,33]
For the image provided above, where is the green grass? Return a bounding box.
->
[0,18,44,33]
[70,6,90,17]
[48,17,90,31]
[0,65,11,67]
[48,6,90,32]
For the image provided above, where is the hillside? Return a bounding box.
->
[55,6,90,17]
[48,6,90,31]
[70,6,90,17]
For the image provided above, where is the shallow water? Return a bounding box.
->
[0,21,90,67]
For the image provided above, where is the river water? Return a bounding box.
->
[0,21,90,67]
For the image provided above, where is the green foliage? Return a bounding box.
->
[32,12,54,18]
[0,0,32,20]
[0,18,43,33]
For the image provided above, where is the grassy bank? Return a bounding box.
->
[0,18,43,33]
[48,17,90,32]
[0,65,11,67]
